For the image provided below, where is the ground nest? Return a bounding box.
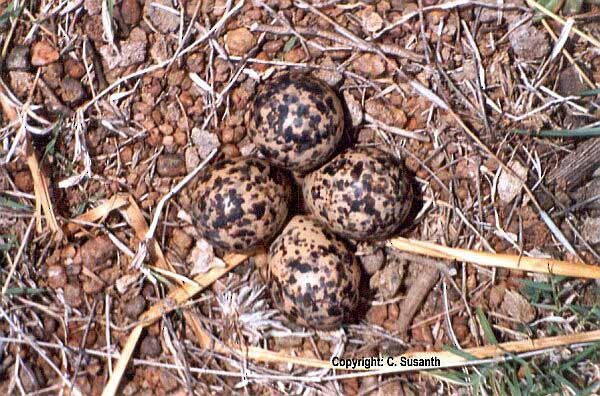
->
[1,0,600,395]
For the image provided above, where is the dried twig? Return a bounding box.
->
[387,237,600,279]
[250,23,424,63]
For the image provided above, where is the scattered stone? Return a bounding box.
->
[273,335,304,348]
[80,235,117,268]
[572,178,600,211]
[239,140,256,156]
[156,153,186,177]
[124,295,146,319]
[370,261,405,300]
[83,277,104,294]
[508,21,550,60]
[60,77,85,104]
[145,0,179,33]
[488,284,506,308]
[6,45,30,71]
[352,53,385,77]
[47,265,67,289]
[43,316,58,334]
[150,39,171,63]
[365,99,406,128]
[64,283,83,307]
[186,53,204,73]
[116,274,140,294]
[187,239,225,275]
[140,335,162,357]
[225,27,257,56]
[41,62,64,89]
[31,41,59,66]
[498,159,528,203]
[221,143,240,158]
[343,91,363,128]
[191,128,220,158]
[64,58,85,79]
[84,0,102,15]
[361,9,384,33]
[358,249,385,275]
[366,304,387,326]
[121,0,142,26]
[172,228,193,256]
[8,71,34,97]
[14,170,33,192]
[501,290,536,323]
[582,217,600,244]
[557,66,588,97]
[173,130,187,146]
[185,147,200,172]
[313,57,343,86]
[358,377,378,396]
[159,370,179,392]
[99,28,147,68]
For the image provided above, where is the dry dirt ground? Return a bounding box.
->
[1,0,600,395]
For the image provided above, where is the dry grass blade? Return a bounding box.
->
[25,138,62,235]
[119,195,176,272]
[525,0,600,48]
[387,237,600,279]
[67,194,130,234]
[102,253,247,396]
[0,84,62,235]
[173,328,600,373]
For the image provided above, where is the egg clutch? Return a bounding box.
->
[192,73,413,330]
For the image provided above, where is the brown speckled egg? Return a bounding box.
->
[268,215,361,330]
[193,157,291,252]
[250,73,344,173]
[303,147,413,240]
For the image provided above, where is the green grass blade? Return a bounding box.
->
[0,196,32,211]
[476,307,498,345]
[514,128,600,138]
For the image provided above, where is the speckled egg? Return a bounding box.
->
[268,215,361,330]
[250,73,344,173]
[303,147,413,240]
[193,157,291,252]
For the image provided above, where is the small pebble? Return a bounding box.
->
[145,0,179,33]
[171,228,193,255]
[508,21,550,60]
[140,334,162,357]
[84,0,102,15]
[191,128,220,158]
[80,236,117,268]
[121,0,142,26]
[64,59,85,78]
[125,295,146,319]
[60,77,86,104]
[352,53,385,77]
[64,283,83,307]
[31,41,59,66]
[221,143,240,158]
[225,27,256,56]
[185,147,200,172]
[362,9,383,33]
[6,45,31,71]
[366,305,387,326]
[358,249,385,275]
[82,278,104,294]
[501,290,536,323]
[14,170,33,192]
[41,62,64,89]
[343,91,363,128]
[156,153,186,177]
[313,57,343,86]
[47,265,67,289]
